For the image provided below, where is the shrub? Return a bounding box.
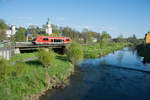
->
[66,42,83,65]
[12,61,26,77]
[0,58,12,82]
[99,40,108,49]
[38,49,55,68]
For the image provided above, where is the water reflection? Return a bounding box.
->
[117,52,124,63]
[40,47,150,100]
[142,57,150,64]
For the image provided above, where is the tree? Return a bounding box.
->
[27,25,40,37]
[38,49,55,68]
[52,24,60,36]
[15,27,26,42]
[117,34,124,43]
[0,19,7,41]
[132,34,136,40]
[66,42,83,65]
[101,31,111,41]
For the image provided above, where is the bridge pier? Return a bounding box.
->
[14,48,20,54]
[0,48,14,60]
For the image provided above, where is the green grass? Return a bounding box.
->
[10,52,38,62]
[83,42,128,58]
[0,54,73,100]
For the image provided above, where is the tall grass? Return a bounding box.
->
[38,49,55,68]
[0,58,11,82]
[0,54,73,100]
[66,42,83,65]
[83,41,128,58]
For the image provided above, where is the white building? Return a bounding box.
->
[6,25,16,38]
[45,18,52,35]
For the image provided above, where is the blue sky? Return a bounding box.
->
[0,0,150,38]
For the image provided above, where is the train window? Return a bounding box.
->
[51,39,54,42]
[43,38,48,41]
[66,39,70,41]
[54,39,62,42]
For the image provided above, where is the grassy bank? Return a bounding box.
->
[0,54,74,100]
[83,42,128,58]
[10,52,38,62]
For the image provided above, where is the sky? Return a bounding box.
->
[0,0,150,38]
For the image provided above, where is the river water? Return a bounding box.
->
[40,47,150,100]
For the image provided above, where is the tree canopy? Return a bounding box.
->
[0,19,7,41]
[15,27,26,42]
[101,31,111,41]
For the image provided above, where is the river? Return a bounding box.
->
[40,47,150,100]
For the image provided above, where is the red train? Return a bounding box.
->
[32,36,72,45]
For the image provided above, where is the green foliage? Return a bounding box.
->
[0,53,73,100]
[27,25,40,37]
[12,61,26,77]
[10,52,38,62]
[49,33,59,37]
[38,49,55,68]
[15,27,26,42]
[99,40,109,48]
[101,31,111,41]
[0,58,11,82]
[83,42,128,58]
[117,34,124,43]
[66,42,83,65]
[127,34,142,46]
[0,19,7,29]
[0,19,7,41]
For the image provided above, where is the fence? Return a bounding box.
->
[0,48,14,60]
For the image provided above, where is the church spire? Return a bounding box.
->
[46,17,52,35]
[47,17,50,25]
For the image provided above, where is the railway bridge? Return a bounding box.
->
[0,42,69,59]
[14,42,69,53]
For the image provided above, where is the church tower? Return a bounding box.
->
[46,18,52,35]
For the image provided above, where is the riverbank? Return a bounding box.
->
[0,54,74,100]
[83,42,128,58]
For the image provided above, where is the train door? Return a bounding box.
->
[51,39,54,44]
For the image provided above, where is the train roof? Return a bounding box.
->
[34,35,71,39]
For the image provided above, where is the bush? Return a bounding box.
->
[66,42,83,65]
[38,49,55,68]
[12,61,26,77]
[0,58,12,82]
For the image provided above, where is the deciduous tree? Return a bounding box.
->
[15,27,26,42]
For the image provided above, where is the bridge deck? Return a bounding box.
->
[14,42,69,50]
